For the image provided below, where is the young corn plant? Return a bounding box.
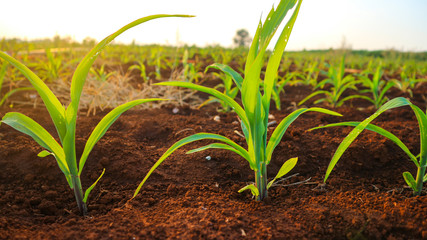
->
[33,48,65,82]
[0,14,192,215]
[90,64,117,82]
[0,62,33,106]
[392,67,425,98]
[300,60,319,87]
[357,64,395,109]
[263,71,296,110]
[198,64,239,112]
[298,56,363,108]
[311,97,426,196]
[129,60,149,83]
[134,0,341,200]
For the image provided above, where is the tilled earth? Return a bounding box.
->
[0,83,426,239]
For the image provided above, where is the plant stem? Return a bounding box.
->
[72,175,87,215]
[255,163,268,200]
[414,155,426,196]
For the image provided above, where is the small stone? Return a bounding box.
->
[172,107,179,114]
[213,115,220,122]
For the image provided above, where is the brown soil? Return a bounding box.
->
[0,83,426,239]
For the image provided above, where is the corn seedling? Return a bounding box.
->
[198,64,239,112]
[357,64,395,109]
[35,48,63,82]
[301,60,319,87]
[311,97,427,196]
[129,60,149,83]
[134,0,341,200]
[392,67,425,98]
[0,62,33,106]
[179,49,202,83]
[90,64,117,82]
[0,14,192,215]
[298,56,363,107]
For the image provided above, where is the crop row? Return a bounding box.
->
[0,0,426,217]
[1,40,426,112]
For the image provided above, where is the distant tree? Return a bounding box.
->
[233,29,251,47]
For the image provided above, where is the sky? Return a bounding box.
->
[1,0,426,51]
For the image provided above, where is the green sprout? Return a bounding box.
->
[134,0,342,200]
[357,64,395,109]
[312,97,426,196]
[90,64,117,82]
[198,64,239,112]
[298,56,364,108]
[0,62,33,107]
[129,60,149,83]
[0,14,193,215]
[392,66,425,98]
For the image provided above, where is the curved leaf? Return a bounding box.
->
[0,87,34,106]
[267,157,298,189]
[155,81,249,128]
[403,172,417,191]
[410,104,427,167]
[68,14,194,116]
[0,52,66,140]
[79,98,165,174]
[298,90,329,106]
[336,95,372,108]
[311,121,418,166]
[186,143,250,162]
[321,97,412,182]
[83,168,105,203]
[263,0,302,109]
[238,184,259,196]
[133,132,250,197]
[205,63,243,89]
[1,112,68,176]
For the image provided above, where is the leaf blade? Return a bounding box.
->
[79,98,165,175]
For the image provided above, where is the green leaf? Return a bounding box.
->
[186,143,250,162]
[79,98,164,175]
[0,87,34,107]
[37,150,52,158]
[67,14,194,117]
[423,174,427,183]
[0,52,66,141]
[0,62,9,93]
[267,157,298,189]
[298,90,329,106]
[205,63,243,89]
[263,0,303,110]
[83,168,105,203]
[133,132,251,198]
[266,107,341,164]
[1,112,69,179]
[321,97,412,182]
[311,121,419,167]
[410,104,427,168]
[403,172,417,191]
[155,81,249,129]
[238,184,259,197]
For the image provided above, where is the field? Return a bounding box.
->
[1,13,427,239]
